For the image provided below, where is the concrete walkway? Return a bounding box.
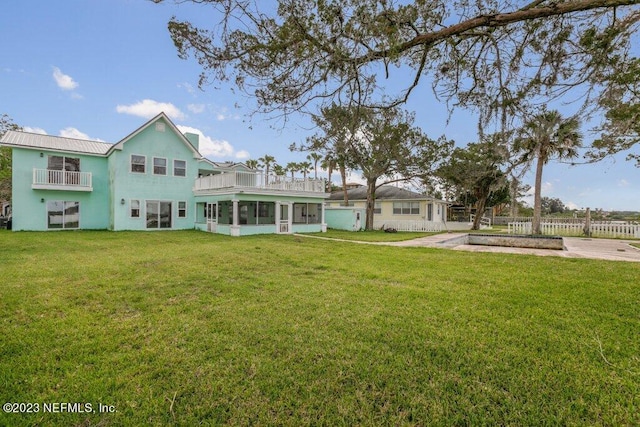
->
[297,233,640,262]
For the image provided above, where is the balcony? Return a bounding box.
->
[194,171,325,194]
[32,169,93,191]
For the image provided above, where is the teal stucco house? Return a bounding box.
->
[0,113,328,235]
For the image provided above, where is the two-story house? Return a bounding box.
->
[0,113,328,235]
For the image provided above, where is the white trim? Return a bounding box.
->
[173,159,187,177]
[130,199,141,219]
[177,200,187,218]
[130,154,146,174]
[153,157,168,176]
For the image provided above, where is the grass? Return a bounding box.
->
[309,228,440,241]
[1,230,639,426]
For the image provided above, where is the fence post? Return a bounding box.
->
[583,208,591,237]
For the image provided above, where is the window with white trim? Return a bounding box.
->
[131,155,145,173]
[374,202,382,214]
[178,201,187,218]
[173,160,186,177]
[393,201,420,215]
[130,200,140,218]
[153,157,167,175]
[47,201,79,229]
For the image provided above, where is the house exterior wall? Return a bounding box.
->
[326,200,447,223]
[108,117,198,231]
[10,148,109,231]
[325,207,366,231]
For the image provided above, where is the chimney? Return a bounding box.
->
[185,132,199,151]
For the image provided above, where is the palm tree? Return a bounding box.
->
[258,155,276,177]
[320,154,337,192]
[285,162,299,180]
[245,159,259,170]
[307,152,322,179]
[298,161,312,180]
[515,109,582,234]
[272,164,286,182]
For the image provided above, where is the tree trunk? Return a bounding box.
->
[364,178,377,230]
[510,178,519,217]
[472,197,487,230]
[339,163,348,206]
[326,164,333,192]
[532,156,544,235]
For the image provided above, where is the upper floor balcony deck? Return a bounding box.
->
[194,171,326,194]
[32,168,93,191]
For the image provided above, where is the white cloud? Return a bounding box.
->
[177,125,246,160]
[116,99,185,121]
[565,201,580,210]
[235,150,250,160]
[187,103,206,114]
[59,127,102,141]
[177,82,196,94]
[213,106,240,121]
[52,66,78,90]
[618,179,630,187]
[23,126,47,135]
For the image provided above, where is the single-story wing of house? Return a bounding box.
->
[326,184,455,232]
[0,112,328,236]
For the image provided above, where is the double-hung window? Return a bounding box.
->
[130,200,140,218]
[131,155,146,173]
[153,157,167,175]
[173,160,186,177]
[178,201,187,218]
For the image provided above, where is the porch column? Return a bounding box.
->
[231,199,240,236]
[275,201,281,229]
[232,199,239,226]
[321,202,327,232]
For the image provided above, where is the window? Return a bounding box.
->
[130,200,140,218]
[131,155,145,173]
[48,156,80,172]
[293,203,322,224]
[427,203,433,221]
[374,202,382,214]
[153,158,167,175]
[178,201,187,218]
[146,201,172,229]
[393,202,420,215]
[173,160,186,177]
[47,201,79,229]
[47,156,80,184]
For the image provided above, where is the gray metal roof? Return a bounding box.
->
[328,185,437,201]
[0,130,113,155]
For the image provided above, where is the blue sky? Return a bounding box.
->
[1,0,637,211]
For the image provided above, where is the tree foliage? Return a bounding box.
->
[163,0,640,131]
[514,109,582,234]
[0,114,21,203]
[296,104,451,229]
[436,137,508,230]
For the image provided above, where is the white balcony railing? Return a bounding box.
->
[33,169,93,190]
[194,171,325,193]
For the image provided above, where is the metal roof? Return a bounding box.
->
[0,131,113,155]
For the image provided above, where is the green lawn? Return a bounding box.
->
[1,230,639,426]
[308,228,440,241]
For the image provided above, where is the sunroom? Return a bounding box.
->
[194,195,327,236]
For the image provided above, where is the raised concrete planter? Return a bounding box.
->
[440,234,565,250]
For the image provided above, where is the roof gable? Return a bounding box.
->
[107,112,203,159]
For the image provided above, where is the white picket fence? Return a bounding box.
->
[508,221,640,238]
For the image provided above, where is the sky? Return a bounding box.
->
[1,0,637,211]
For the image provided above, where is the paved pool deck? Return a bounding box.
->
[297,233,640,262]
